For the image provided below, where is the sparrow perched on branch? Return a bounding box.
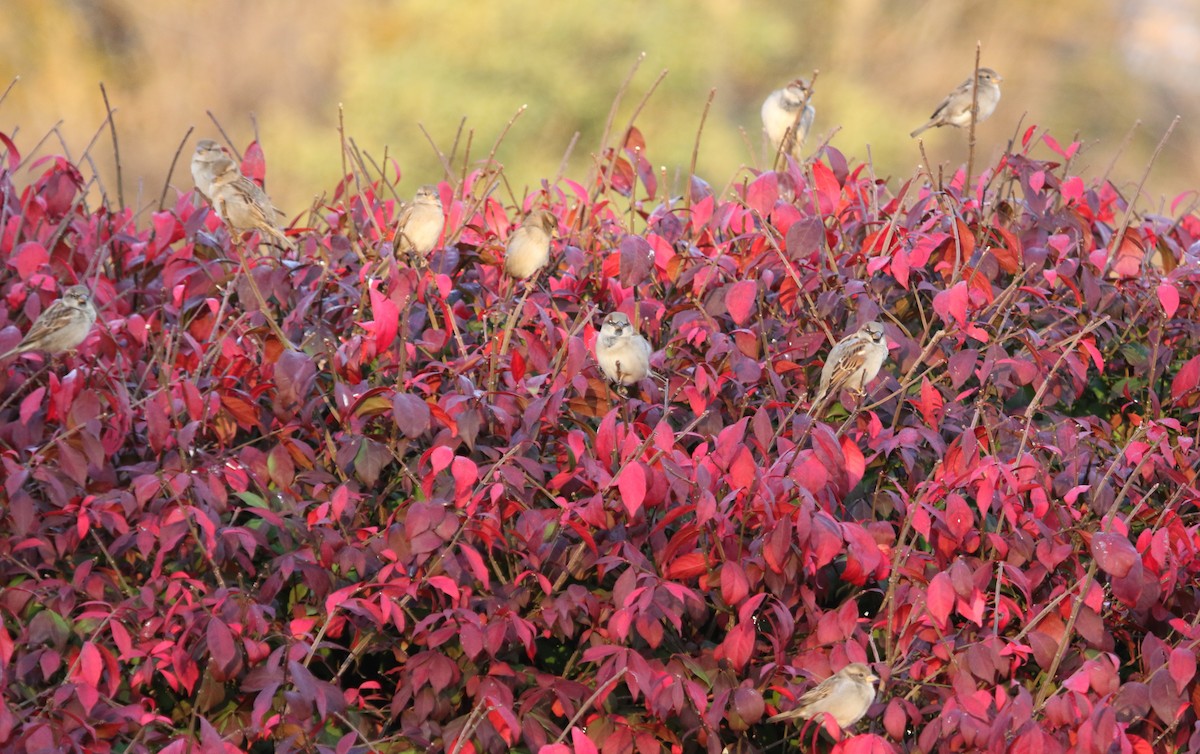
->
[595,312,653,386]
[393,185,444,257]
[762,78,815,163]
[811,321,888,409]
[504,209,557,279]
[767,663,879,729]
[910,68,1003,137]
[190,139,226,201]
[192,140,294,251]
[0,285,97,361]
[209,156,294,251]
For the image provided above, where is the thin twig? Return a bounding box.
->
[964,43,982,196]
[99,83,124,210]
[206,111,241,161]
[159,126,194,211]
[1105,116,1179,277]
[685,89,717,212]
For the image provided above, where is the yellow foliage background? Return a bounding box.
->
[2,0,1198,216]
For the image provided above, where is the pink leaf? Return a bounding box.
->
[927,571,954,629]
[745,171,778,217]
[833,733,897,753]
[714,620,754,671]
[205,618,236,676]
[810,161,840,216]
[617,462,646,516]
[450,456,478,504]
[0,131,19,170]
[1091,532,1138,577]
[241,141,266,182]
[367,284,399,352]
[933,281,969,328]
[19,386,46,425]
[1157,283,1180,319]
[720,562,750,606]
[725,280,757,326]
[1169,648,1196,692]
[839,436,865,488]
[10,242,48,279]
[1172,355,1200,401]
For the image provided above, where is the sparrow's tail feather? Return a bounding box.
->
[262,226,296,252]
[910,122,932,138]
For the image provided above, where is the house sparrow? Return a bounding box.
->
[206,154,295,251]
[811,322,888,408]
[595,312,652,386]
[910,68,1003,137]
[190,139,226,201]
[0,285,97,361]
[393,185,444,257]
[762,78,815,162]
[504,209,557,279]
[767,663,879,729]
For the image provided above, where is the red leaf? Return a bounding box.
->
[944,493,974,542]
[883,698,908,740]
[728,446,756,490]
[1157,283,1180,319]
[392,393,431,438]
[0,131,19,170]
[745,171,778,217]
[665,552,707,580]
[839,436,865,488]
[1172,355,1200,402]
[205,618,237,678]
[450,456,478,504]
[714,620,754,671]
[367,283,399,352]
[725,280,757,326]
[1091,532,1138,577]
[810,161,840,216]
[241,141,266,183]
[78,641,103,687]
[9,242,48,279]
[617,462,646,516]
[1110,235,1144,279]
[927,571,954,629]
[721,562,750,606]
[571,727,599,754]
[1169,648,1196,692]
[833,734,898,754]
[933,281,970,328]
[914,377,945,427]
[19,386,46,425]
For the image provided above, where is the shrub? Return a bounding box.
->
[0,124,1197,754]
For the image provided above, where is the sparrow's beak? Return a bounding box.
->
[993,74,1004,82]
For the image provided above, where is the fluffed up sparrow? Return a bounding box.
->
[595,312,653,386]
[910,68,1003,137]
[811,321,888,408]
[190,139,226,202]
[0,285,97,361]
[393,185,444,257]
[767,663,879,729]
[196,144,294,251]
[762,78,815,162]
[504,209,557,280]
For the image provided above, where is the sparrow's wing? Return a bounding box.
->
[796,675,838,707]
[20,300,74,345]
[826,336,870,387]
[766,675,837,722]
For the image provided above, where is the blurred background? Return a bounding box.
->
[2,0,1198,217]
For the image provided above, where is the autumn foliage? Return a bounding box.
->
[0,123,1199,754]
